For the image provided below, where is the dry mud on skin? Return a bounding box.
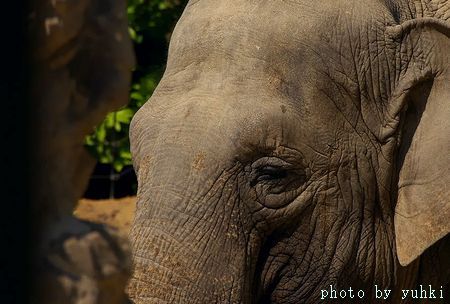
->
[74,196,137,234]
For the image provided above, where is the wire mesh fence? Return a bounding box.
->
[87,166,137,199]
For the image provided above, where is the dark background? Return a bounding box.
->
[1,1,29,303]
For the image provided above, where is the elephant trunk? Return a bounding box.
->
[127,128,257,303]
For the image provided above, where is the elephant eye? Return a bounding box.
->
[245,157,308,208]
[248,157,306,192]
[251,166,288,186]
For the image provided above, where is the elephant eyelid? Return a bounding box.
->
[250,156,292,170]
[249,157,302,187]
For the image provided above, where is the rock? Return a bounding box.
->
[36,218,131,304]
[27,0,135,302]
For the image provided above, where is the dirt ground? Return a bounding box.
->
[74,196,137,234]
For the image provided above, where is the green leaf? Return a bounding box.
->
[119,149,132,160]
[96,124,107,142]
[99,154,111,164]
[105,113,115,128]
[128,26,137,40]
[116,108,134,123]
[114,122,122,132]
[85,135,94,146]
[130,92,143,100]
[113,162,124,172]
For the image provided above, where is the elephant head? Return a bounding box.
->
[128,0,449,303]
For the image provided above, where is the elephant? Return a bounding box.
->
[127,0,449,303]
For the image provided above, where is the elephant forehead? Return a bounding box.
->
[166,0,330,81]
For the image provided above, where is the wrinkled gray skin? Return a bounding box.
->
[128,0,450,303]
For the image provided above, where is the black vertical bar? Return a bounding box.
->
[1,2,29,303]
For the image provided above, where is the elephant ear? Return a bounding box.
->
[384,17,450,266]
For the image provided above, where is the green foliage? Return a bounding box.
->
[129,69,163,109]
[84,108,134,172]
[84,0,188,172]
[127,0,186,45]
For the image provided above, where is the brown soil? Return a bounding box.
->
[74,196,137,234]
